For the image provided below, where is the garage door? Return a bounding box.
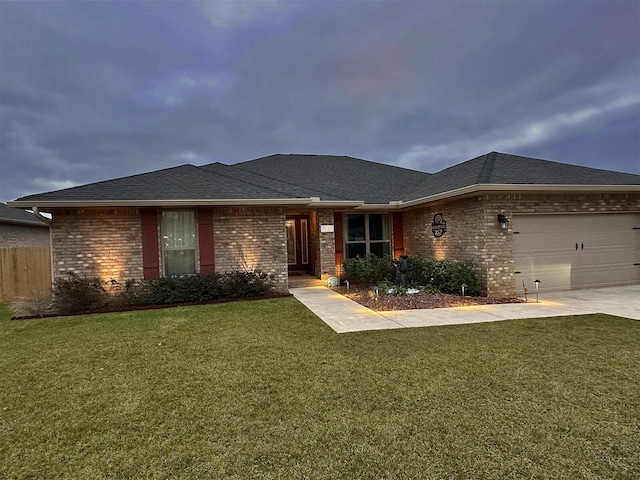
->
[513,213,640,292]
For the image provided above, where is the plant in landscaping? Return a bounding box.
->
[10,291,54,318]
[146,270,275,305]
[51,271,109,315]
[343,254,395,286]
[375,280,409,296]
[345,255,483,294]
[407,257,482,295]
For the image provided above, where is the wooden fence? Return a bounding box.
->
[0,246,52,302]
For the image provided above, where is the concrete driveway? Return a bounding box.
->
[290,284,640,333]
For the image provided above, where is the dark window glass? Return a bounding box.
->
[369,242,391,257]
[347,243,367,258]
[347,214,365,241]
[368,214,384,240]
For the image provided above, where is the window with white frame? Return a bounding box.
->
[161,210,197,275]
[344,213,391,258]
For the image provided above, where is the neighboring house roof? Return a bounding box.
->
[8,152,640,209]
[0,202,49,227]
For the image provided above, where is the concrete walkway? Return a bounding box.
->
[290,284,640,333]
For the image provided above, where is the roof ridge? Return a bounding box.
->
[239,153,433,176]
[476,152,496,183]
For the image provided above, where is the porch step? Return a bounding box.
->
[288,276,326,288]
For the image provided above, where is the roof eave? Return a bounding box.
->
[7,197,368,210]
[308,199,365,208]
[8,184,638,211]
[400,184,640,208]
[0,218,50,228]
[7,198,316,209]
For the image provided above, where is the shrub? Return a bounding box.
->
[145,270,275,305]
[20,270,276,317]
[216,270,274,298]
[407,257,481,295]
[10,291,54,318]
[52,271,109,315]
[112,279,154,308]
[343,254,395,286]
[344,256,482,294]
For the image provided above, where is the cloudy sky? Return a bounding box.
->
[1,0,638,203]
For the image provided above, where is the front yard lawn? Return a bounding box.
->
[1,300,638,479]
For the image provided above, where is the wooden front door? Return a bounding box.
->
[286,216,310,273]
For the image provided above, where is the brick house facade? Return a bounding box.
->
[10,152,640,296]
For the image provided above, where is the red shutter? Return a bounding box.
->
[140,209,160,279]
[392,212,405,259]
[197,208,215,274]
[334,212,344,271]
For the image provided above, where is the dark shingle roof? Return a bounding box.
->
[234,154,432,203]
[201,162,342,200]
[406,152,640,199]
[0,202,48,226]
[14,164,299,203]
[11,151,639,206]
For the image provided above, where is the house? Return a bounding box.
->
[0,202,50,247]
[8,152,640,296]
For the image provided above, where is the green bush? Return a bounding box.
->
[343,255,483,294]
[407,257,481,295]
[144,270,275,305]
[216,270,274,298]
[47,270,276,315]
[52,271,109,315]
[343,254,396,286]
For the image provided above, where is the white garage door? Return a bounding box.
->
[513,213,640,293]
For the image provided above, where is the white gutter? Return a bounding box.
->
[8,198,318,208]
[8,184,638,211]
[8,197,367,210]
[307,198,364,208]
[399,184,640,209]
[354,203,400,211]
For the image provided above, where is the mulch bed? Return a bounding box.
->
[334,287,525,311]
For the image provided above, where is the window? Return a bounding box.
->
[161,211,197,275]
[344,213,391,258]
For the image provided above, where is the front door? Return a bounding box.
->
[286,216,309,274]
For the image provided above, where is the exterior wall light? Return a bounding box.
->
[497,213,510,230]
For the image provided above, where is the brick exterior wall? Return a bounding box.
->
[50,208,143,282]
[50,206,290,292]
[212,207,288,291]
[317,210,337,280]
[0,223,50,247]
[404,192,639,297]
[307,211,319,277]
[47,192,638,297]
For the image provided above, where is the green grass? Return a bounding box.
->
[0,300,638,480]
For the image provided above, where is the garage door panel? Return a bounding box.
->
[513,213,639,292]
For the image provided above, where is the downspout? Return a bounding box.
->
[33,207,55,287]
[32,207,52,227]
